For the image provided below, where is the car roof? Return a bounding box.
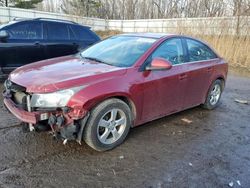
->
[119,33,175,39]
[2,18,90,29]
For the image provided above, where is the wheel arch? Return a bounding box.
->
[203,76,225,104]
[215,76,225,90]
[83,94,137,127]
[113,96,137,126]
[210,74,226,90]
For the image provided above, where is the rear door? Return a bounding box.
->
[0,21,46,73]
[44,22,78,59]
[181,38,219,108]
[141,38,188,122]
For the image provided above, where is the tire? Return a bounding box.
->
[83,98,132,151]
[202,79,223,110]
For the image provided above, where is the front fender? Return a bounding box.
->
[66,76,137,120]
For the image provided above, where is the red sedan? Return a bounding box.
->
[3,33,228,151]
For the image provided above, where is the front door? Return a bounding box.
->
[141,38,188,122]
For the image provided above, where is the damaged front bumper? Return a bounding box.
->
[4,97,49,124]
[2,81,89,144]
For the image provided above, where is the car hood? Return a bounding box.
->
[9,55,126,93]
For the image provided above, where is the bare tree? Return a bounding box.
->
[0,0,11,7]
[35,0,250,20]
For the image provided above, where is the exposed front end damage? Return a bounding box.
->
[47,109,89,145]
[3,79,89,145]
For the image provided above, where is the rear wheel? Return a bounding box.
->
[202,79,223,110]
[83,98,132,151]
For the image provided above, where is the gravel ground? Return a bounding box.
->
[0,73,249,188]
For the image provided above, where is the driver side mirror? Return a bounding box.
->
[0,30,9,42]
[146,58,172,71]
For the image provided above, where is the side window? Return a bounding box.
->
[47,22,69,40]
[186,39,217,62]
[8,22,42,40]
[151,38,185,65]
[72,25,93,40]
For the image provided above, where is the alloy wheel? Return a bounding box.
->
[97,108,127,145]
[209,84,221,105]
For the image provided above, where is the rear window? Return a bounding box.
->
[7,22,42,40]
[71,25,93,40]
[47,22,69,40]
[186,39,217,62]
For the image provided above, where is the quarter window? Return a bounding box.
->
[151,38,185,65]
[186,39,217,62]
[8,22,42,40]
[47,22,69,40]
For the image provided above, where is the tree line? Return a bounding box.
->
[60,0,250,19]
[1,0,249,19]
[0,0,42,9]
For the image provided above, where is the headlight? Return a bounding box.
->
[30,86,86,108]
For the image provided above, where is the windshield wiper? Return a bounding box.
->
[82,56,111,66]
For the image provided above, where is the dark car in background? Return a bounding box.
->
[0,18,100,78]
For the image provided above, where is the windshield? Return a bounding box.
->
[80,36,156,67]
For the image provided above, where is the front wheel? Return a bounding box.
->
[202,79,223,110]
[83,98,132,151]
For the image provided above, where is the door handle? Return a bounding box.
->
[34,41,41,46]
[179,73,187,80]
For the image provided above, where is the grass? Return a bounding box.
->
[196,35,250,70]
[95,30,122,39]
[95,30,250,71]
